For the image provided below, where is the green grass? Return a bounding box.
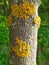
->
[37,25,49,65]
[0,16,9,65]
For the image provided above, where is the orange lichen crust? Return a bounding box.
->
[10,4,20,18]
[12,37,31,57]
[10,1,35,19]
[8,16,12,26]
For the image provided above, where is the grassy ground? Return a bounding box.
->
[0,16,9,65]
[37,25,49,65]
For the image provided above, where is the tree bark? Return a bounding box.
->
[8,0,41,65]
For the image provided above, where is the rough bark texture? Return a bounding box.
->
[8,0,41,65]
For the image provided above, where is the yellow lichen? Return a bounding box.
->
[34,16,41,29]
[11,4,20,18]
[21,1,28,14]
[11,4,18,9]
[32,63,34,65]
[8,16,12,26]
[27,2,35,15]
[10,1,35,19]
[12,37,31,57]
[21,1,35,16]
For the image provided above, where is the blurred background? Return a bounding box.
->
[0,0,49,65]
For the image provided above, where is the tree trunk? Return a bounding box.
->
[8,0,41,65]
